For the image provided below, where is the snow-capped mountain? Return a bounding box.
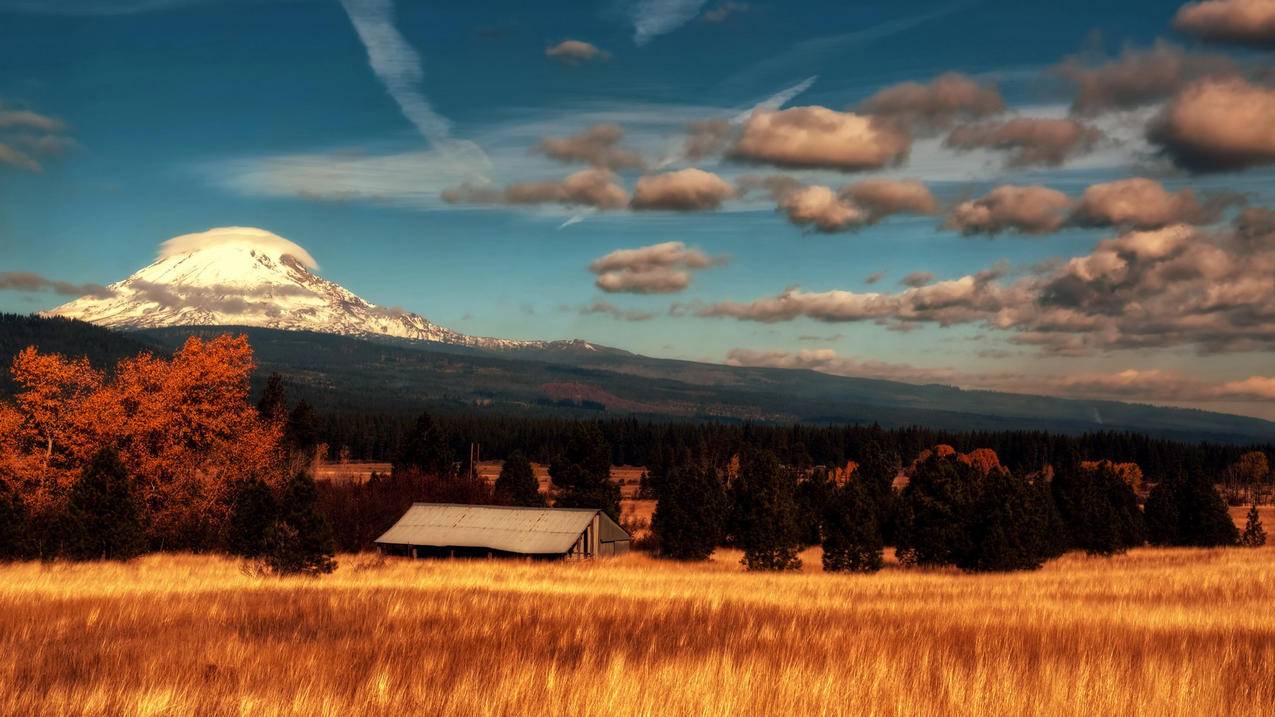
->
[49,227,570,351]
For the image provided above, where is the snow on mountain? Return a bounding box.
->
[48,227,563,351]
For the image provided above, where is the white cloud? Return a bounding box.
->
[629,0,710,45]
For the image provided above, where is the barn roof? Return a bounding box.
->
[374,503,628,555]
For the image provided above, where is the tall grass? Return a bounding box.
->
[1,547,1272,716]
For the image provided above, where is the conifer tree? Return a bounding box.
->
[1145,470,1238,547]
[958,470,1053,572]
[855,439,900,542]
[732,450,802,571]
[64,447,146,561]
[895,453,980,567]
[652,463,726,561]
[0,480,29,561]
[493,451,545,507]
[395,412,454,478]
[550,423,620,520]
[1240,503,1266,548]
[264,471,336,576]
[256,372,288,423]
[1051,460,1144,555]
[821,477,884,572]
[227,475,279,558]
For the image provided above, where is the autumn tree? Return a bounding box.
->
[1224,451,1270,505]
[732,449,802,571]
[652,463,726,561]
[493,451,545,507]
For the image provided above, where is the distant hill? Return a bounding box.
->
[2,315,1272,444]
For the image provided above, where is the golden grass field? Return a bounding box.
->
[1,545,1273,717]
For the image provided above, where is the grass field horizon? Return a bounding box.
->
[3,545,1273,716]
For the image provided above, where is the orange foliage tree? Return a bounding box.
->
[0,335,288,550]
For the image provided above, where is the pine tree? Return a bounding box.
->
[64,447,146,561]
[493,451,545,507]
[227,475,279,558]
[1051,460,1144,555]
[1145,470,1238,547]
[395,412,454,478]
[550,423,621,520]
[0,480,30,561]
[264,471,336,576]
[895,453,980,567]
[652,464,726,560]
[256,372,288,423]
[1241,504,1266,547]
[821,477,883,573]
[732,450,802,571]
[855,439,900,542]
[958,470,1053,572]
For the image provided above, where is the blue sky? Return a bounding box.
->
[3,0,1275,418]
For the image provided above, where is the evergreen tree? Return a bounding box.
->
[794,469,833,546]
[0,480,30,561]
[821,477,884,573]
[652,464,726,561]
[1240,504,1266,548]
[227,475,278,558]
[64,447,146,561]
[895,453,980,567]
[1145,470,1238,547]
[731,450,802,571]
[493,451,545,507]
[855,439,900,543]
[256,372,288,423]
[395,412,454,478]
[264,471,336,576]
[1051,461,1144,555]
[958,470,1053,572]
[550,423,621,520]
[287,400,323,456]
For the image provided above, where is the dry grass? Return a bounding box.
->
[1,547,1273,716]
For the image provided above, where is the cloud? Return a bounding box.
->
[778,185,866,232]
[701,2,749,22]
[682,119,732,161]
[443,168,629,210]
[700,213,1275,355]
[843,179,939,221]
[732,106,911,171]
[1148,77,1275,172]
[1052,41,1237,115]
[545,40,610,65]
[589,240,727,294]
[863,271,885,285]
[0,103,74,173]
[629,0,711,45]
[725,348,1275,404]
[735,174,803,201]
[1070,177,1241,229]
[578,300,657,321]
[946,185,1074,235]
[856,72,1005,133]
[945,117,1102,167]
[157,226,320,269]
[1174,0,1275,47]
[630,168,735,211]
[0,272,111,298]
[900,272,935,288]
[340,0,488,176]
[536,123,645,170]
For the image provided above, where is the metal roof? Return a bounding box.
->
[374,503,629,555]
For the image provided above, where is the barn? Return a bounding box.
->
[375,503,631,559]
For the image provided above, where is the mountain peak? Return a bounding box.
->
[47,226,542,350]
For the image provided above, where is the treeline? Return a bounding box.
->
[312,410,1271,486]
[0,340,335,574]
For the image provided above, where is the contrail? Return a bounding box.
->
[339,0,489,179]
[630,0,710,46]
[732,75,818,124]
